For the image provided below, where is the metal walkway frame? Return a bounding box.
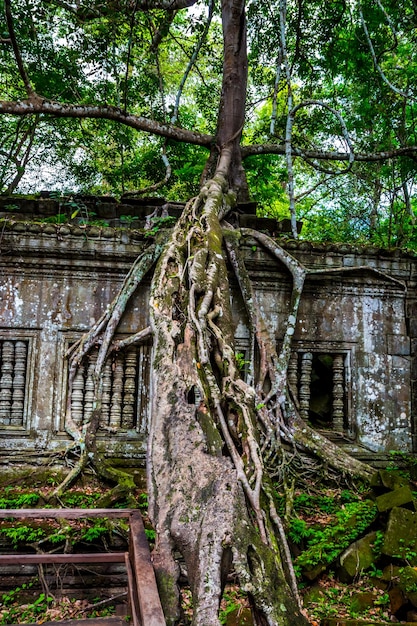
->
[0,508,166,626]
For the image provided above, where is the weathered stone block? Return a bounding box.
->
[370,469,407,491]
[376,485,414,512]
[409,317,417,338]
[339,532,377,578]
[349,592,376,614]
[238,214,278,234]
[382,507,417,564]
[389,585,408,614]
[387,334,410,356]
[398,566,417,608]
[94,202,117,218]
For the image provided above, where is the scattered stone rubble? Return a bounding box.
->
[304,468,417,624]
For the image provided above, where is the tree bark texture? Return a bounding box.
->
[6,1,374,623]
[147,176,309,626]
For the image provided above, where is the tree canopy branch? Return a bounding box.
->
[359,4,414,100]
[4,0,37,98]
[47,0,198,18]
[0,98,213,146]
[242,143,417,163]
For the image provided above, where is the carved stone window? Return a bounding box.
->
[68,343,151,433]
[0,339,29,428]
[289,350,348,432]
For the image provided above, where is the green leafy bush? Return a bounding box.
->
[0,491,40,509]
[0,524,46,547]
[295,501,378,571]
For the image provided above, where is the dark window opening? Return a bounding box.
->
[291,350,347,432]
[308,354,334,428]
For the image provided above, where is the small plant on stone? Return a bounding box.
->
[372,529,385,558]
[235,352,250,373]
[0,524,46,547]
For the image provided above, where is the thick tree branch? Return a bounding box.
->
[171,0,214,124]
[242,142,417,162]
[0,98,213,146]
[4,0,37,97]
[47,0,198,16]
[2,102,415,164]
[359,5,413,100]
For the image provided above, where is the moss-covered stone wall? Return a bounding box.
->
[0,196,415,467]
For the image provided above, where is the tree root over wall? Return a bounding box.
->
[51,163,373,625]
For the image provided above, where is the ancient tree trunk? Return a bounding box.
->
[146,3,310,624]
[47,1,372,623]
[147,183,308,626]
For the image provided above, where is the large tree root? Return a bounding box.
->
[50,166,373,624]
[93,456,139,508]
[146,150,376,624]
[148,162,313,625]
[51,235,168,499]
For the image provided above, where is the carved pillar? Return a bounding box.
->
[332,354,345,432]
[83,358,96,425]
[71,365,85,427]
[288,352,299,401]
[11,341,26,427]
[137,344,150,433]
[101,361,112,427]
[109,358,123,428]
[0,341,14,425]
[122,349,137,429]
[299,352,313,422]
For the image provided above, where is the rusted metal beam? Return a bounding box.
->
[0,509,132,519]
[5,617,126,626]
[125,551,141,626]
[0,552,127,564]
[129,511,166,626]
[0,508,166,626]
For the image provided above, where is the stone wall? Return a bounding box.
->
[0,196,415,466]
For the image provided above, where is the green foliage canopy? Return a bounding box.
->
[1,0,417,247]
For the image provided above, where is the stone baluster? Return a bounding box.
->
[101,361,112,427]
[299,352,313,422]
[136,345,150,433]
[109,357,124,428]
[288,352,299,401]
[71,364,85,427]
[11,341,27,427]
[122,349,137,429]
[83,358,96,425]
[332,354,345,432]
[0,341,14,425]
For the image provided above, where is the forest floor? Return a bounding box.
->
[0,458,414,625]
